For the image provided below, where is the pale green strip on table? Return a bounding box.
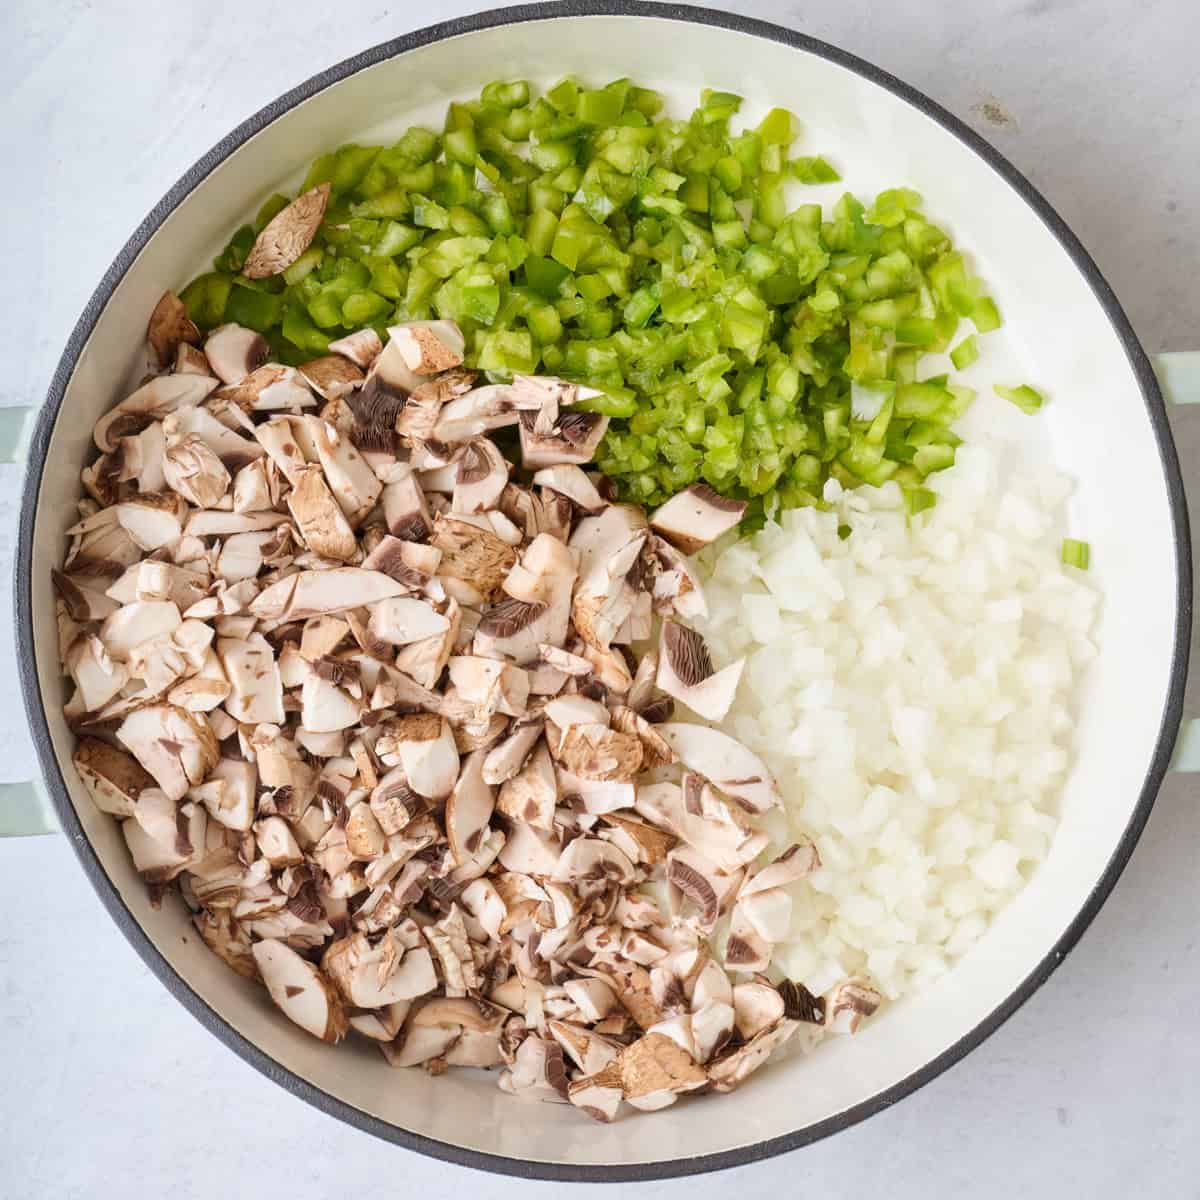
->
[1172,719,1200,773]
[0,405,34,464]
[0,782,59,836]
[1155,351,1200,406]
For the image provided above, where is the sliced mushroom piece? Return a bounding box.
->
[253,937,347,1043]
[210,529,273,584]
[349,1001,412,1042]
[393,601,460,693]
[449,656,529,722]
[460,877,507,941]
[169,649,232,712]
[707,1018,799,1092]
[162,435,231,508]
[287,465,358,561]
[550,722,642,783]
[608,706,673,771]
[432,384,522,443]
[430,514,518,603]
[566,1061,624,1122]
[323,933,439,1008]
[666,847,742,934]
[368,766,425,835]
[482,718,543,785]
[445,748,495,865]
[243,183,331,279]
[388,319,466,375]
[194,909,257,979]
[147,290,200,368]
[496,742,558,832]
[217,364,317,412]
[538,644,592,677]
[519,410,609,470]
[53,570,120,622]
[389,714,459,800]
[121,807,192,882]
[723,912,773,975]
[114,493,189,551]
[543,695,610,732]
[300,673,363,733]
[98,600,182,662]
[175,343,212,376]
[656,620,745,722]
[497,820,562,876]
[304,417,382,526]
[73,737,155,818]
[549,1019,621,1076]
[733,981,787,1041]
[368,597,448,646]
[417,997,508,1068]
[94,373,217,453]
[552,837,637,888]
[328,327,383,370]
[690,999,736,1064]
[618,1032,707,1109]
[658,723,781,815]
[255,814,304,867]
[475,534,577,665]
[645,534,708,622]
[531,465,607,515]
[601,813,677,866]
[184,508,291,538]
[423,905,481,997]
[824,979,882,1034]
[253,416,311,484]
[65,635,129,710]
[203,323,269,385]
[198,757,257,831]
[650,484,747,554]
[561,977,618,1024]
[362,534,438,589]
[382,1022,459,1069]
[133,560,210,609]
[217,634,285,725]
[379,466,433,543]
[298,354,364,401]
[452,438,510,514]
[569,505,648,652]
[250,569,406,622]
[740,841,821,897]
[498,1034,570,1102]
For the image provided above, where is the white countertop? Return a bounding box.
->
[3,1,1197,1196]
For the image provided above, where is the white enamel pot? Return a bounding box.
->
[7,2,1196,1181]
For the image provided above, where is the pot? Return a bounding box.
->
[5,2,1196,1181]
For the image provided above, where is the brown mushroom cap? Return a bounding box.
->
[243,184,331,279]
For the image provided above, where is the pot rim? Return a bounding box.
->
[15,0,1192,1182]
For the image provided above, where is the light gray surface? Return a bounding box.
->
[1,1,1196,1196]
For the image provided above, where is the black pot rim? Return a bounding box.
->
[16,0,1193,1183]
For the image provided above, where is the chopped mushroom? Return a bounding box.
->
[252,938,347,1042]
[74,738,156,818]
[824,979,882,1034]
[146,291,200,368]
[656,621,745,722]
[94,374,217,453]
[60,295,832,1120]
[388,320,466,375]
[242,184,331,279]
[650,483,747,554]
[203,324,269,385]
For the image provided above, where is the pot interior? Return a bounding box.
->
[24,12,1181,1172]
